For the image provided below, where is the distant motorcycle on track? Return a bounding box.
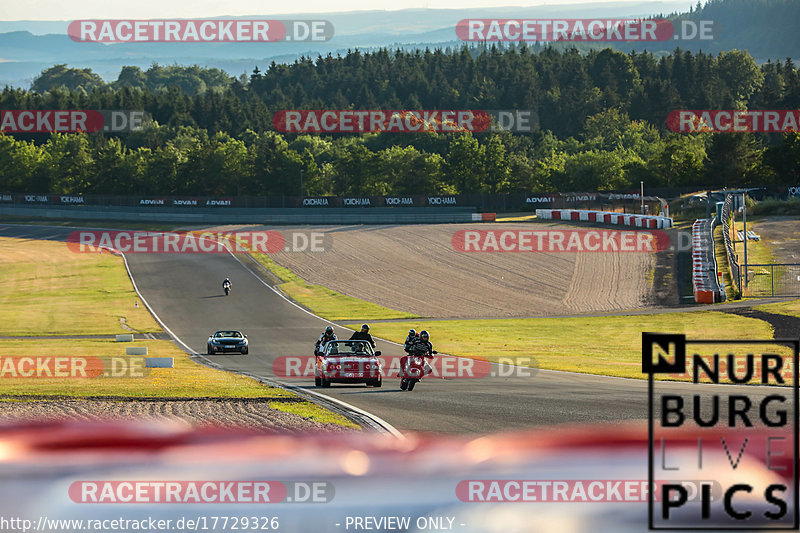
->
[223,280,231,296]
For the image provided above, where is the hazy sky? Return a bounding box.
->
[2,0,685,20]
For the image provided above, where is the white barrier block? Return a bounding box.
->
[146,357,173,368]
[115,334,134,342]
[126,347,148,355]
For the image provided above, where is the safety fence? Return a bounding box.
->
[535,209,673,229]
[720,195,742,295]
[742,264,800,297]
[692,218,725,303]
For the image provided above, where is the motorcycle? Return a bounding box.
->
[400,349,437,391]
[223,281,231,296]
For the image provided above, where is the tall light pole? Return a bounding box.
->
[640,181,644,214]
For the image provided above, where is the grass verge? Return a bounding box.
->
[0,338,291,398]
[368,311,776,380]
[0,237,161,335]
[495,214,537,222]
[755,299,800,319]
[732,221,776,267]
[270,400,360,429]
[0,237,356,428]
[250,253,418,321]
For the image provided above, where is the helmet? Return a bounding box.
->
[420,330,429,341]
[361,324,370,332]
[408,329,416,336]
[325,326,333,334]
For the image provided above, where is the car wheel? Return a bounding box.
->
[207,345,213,355]
[241,348,248,355]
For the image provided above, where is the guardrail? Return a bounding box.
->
[691,218,725,304]
[535,209,673,229]
[0,204,497,225]
[720,195,742,295]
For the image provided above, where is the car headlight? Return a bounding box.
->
[210,339,219,344]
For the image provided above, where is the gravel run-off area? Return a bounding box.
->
[267,222,657,318]
[0,398,353,433]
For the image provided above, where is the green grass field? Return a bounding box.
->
[0,236,355,427]
[251,253,418,321]
[755,299,800,319]
[366,311,776,380]
[0,237,161,335]
[0,338,292,398]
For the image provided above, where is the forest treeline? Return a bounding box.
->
[1,44,799,196]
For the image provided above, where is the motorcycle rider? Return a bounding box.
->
[222,277,231,290]
[315,325,337,355]
[400,329,434,378]
[349,324,376,348]
[403,329,418,353]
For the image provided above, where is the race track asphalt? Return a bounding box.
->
[2,224,788,434]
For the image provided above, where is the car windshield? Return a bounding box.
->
[325,341,372,356]
[215,331,242,338]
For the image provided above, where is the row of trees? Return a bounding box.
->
[1,46,799,195]
[2,113,798,196]
[17,47,800,140]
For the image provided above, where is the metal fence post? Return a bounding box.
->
[771,265,774,297]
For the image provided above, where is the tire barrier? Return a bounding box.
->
[692,218,725,304]
[534,209,673,229]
